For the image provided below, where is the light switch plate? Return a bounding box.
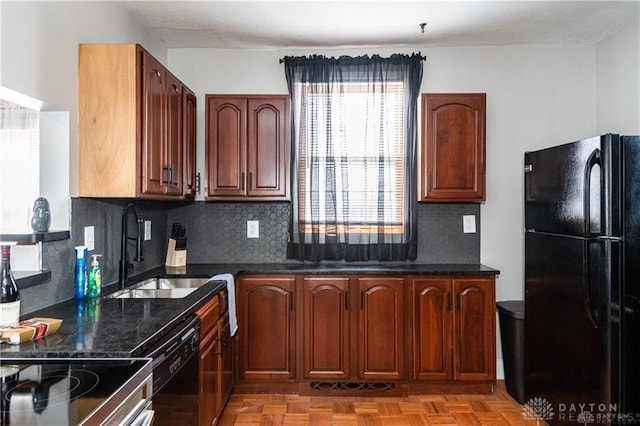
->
[144,221,152,241]
[247,220,259,238]
[84,226,95,251]
[463,215,476,233]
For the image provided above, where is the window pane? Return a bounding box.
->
[297,82,405,233]
[0,101,40,232]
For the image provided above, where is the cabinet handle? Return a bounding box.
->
[290,292,294,311]
[195,172,201,194]
[155,70,161,78]
[241,172,245,191]
[248,172,253,191]
[163,165,171,185]
[447,293,452,312]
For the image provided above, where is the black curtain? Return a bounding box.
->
[284,53,423,262]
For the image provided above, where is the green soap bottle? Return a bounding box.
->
[88,254,102,298]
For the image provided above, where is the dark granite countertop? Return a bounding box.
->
[1,263,498,359]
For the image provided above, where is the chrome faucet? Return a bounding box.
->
[118,203,144,289]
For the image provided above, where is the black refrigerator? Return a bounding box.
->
[524,133,640,424]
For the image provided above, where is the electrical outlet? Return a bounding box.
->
[144,221,152,241]
[84,226,95,251]
[463,215,476,233]
[247,220,259,238]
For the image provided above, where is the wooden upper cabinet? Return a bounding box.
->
[183,89,197,197]
[302,277,351,380]
[205,95,289,201]
[420,93,486,202]
[357,277,405,381]
[78,43,195,199]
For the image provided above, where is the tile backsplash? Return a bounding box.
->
[21,199,479,315]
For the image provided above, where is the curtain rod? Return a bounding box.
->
[279,53,427,63]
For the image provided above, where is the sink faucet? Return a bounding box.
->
[118,203,144,289]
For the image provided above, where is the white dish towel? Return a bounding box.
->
[210,273,238,336]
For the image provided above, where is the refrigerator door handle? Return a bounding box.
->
[583,148,602,237]
[584,240,598,328]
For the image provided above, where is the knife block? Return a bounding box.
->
[165,237,187,267]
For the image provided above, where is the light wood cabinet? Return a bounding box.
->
[78,43,195,199]
[237,276,296,380]
[420,93,486,202]
[411,276,495,382]
[205,95,289,200]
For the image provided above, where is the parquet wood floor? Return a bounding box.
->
[219,382,545,425]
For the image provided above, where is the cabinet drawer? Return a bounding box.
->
[197,295,220,335]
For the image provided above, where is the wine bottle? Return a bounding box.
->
[0,245,20,326]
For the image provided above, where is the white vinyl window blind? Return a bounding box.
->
[296,81,405,234]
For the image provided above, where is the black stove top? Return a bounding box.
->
[0,358,150,426]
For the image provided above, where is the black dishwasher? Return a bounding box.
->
[144,314,200,425]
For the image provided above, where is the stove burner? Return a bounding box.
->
[1,367,99,415]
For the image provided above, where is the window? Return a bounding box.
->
[0,100,40,233]
[284,53,423,262]
[297,82,405,234]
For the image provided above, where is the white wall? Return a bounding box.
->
[596,17,640,135]
[0,1,165,198]
[169,44,597,301]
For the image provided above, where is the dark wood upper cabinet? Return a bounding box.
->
[206,95,289,201]
[141,51,166,195]
[302,277,351,380]
[183,89,197,197]
[165,72,183,195]
[357,277,405,381]
[420,93,486,202]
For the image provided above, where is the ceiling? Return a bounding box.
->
[119,0,640,50]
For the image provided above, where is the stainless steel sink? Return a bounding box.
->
[106,277,210,299]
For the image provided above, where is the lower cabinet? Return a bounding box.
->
[357,277,405,381]
[196,292,233,426]
[199,322,221,426]
[236,273,496,394]
[411,276,495,383]
[237,276,296,380]
[302,277,350,380]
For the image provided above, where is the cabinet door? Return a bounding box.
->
[412,278,453,381]
[141,51,166,195]
[357,277,405,380]
[238,276,296,380]
[247,97,289,199]
[219,313,234,412]
[302,277,350,379]
[453,277,495,381]
[183,89,197,197]
[206,96,247,197]
[199,324,221,426]
[165,73,183,195]
[421,93,486,201]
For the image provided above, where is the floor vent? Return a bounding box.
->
[309,382,396,392]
